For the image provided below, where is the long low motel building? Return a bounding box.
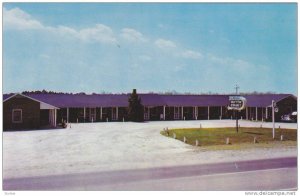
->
[3,93,297,130]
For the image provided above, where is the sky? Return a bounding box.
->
[2,3,297,94]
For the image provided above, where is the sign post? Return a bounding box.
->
[272,100,276,139]
[236,110,238,133]
[228,96,247,133]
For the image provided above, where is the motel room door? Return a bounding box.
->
[112,107,118,121]
[89,108,96,122]
[174,107,181,120]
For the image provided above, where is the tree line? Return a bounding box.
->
[20,90,278,95]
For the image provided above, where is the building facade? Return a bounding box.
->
[3,93,297,130]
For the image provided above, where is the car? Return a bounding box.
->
[281,111,297,123]
[290,111,297,122]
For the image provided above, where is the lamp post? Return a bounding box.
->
[272,100,275,139]
[235,85,239,133]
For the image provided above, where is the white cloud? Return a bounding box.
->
[3,7,117,45]
[205,53,261,73]
[155,38,177,49]
[77,24,117,44]
[50,24,117,44]
[120,28,148,43]
[3,7,44,30]
[181,50,203,59]
[55,25,78,37]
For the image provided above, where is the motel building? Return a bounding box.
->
[3,92,297,131]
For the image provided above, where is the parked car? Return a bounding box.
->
[290,111,297,122]
[281,111,297,123]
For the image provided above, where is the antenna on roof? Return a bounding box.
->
[235,84,240,95]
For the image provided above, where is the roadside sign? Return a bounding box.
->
[228,96,247,134]
[228,96,247,111]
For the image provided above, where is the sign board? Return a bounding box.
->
[228,96,247,111]
[274,107,279,113]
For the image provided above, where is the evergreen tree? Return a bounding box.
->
[128,89,144,122]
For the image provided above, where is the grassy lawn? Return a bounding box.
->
[161,127,297,150]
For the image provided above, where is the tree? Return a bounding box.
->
[128,89,144,122]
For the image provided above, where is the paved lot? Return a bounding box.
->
[3,120,297,179]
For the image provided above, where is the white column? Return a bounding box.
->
[246,107,248,120]
[262,108,264,121]
[116,107,119,120]
[52,109,54,127]
[67,108,69,123]
[54,109,57,127]
[83,107,86,122]
[94,108,97,122]
[194,106,197,120]
[163,106,166,120]
[208,106,210,120]
[173,107,176,119]
[265,107,268,119]
[49,110,52,125]
[181,106,184,120]
[256,107,258,121]
[100,107,103,121]
[52,110,54,126]
[192,107,194,119]
[220,106,222,119]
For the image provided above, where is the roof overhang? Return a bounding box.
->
[266,94,297,107]
[3,93,59,110]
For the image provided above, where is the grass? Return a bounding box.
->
[161,127,297,150]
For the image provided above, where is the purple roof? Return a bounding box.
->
[3,94,14,100]
[139,94,165,106]
[26,94,130,108]
[160,95,229,107]
[3,93,296,108]
[243,94,295,107]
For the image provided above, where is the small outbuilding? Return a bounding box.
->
[3,93,59,130]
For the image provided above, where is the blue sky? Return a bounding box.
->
[3,3,297,94]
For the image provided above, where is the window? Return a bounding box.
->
[12,109,22,123]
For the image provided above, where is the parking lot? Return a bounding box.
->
[3,120,297,179]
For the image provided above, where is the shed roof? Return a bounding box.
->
[3,93,59,109]
[2,93,296,108]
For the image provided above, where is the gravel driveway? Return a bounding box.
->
[3,120,297,179]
